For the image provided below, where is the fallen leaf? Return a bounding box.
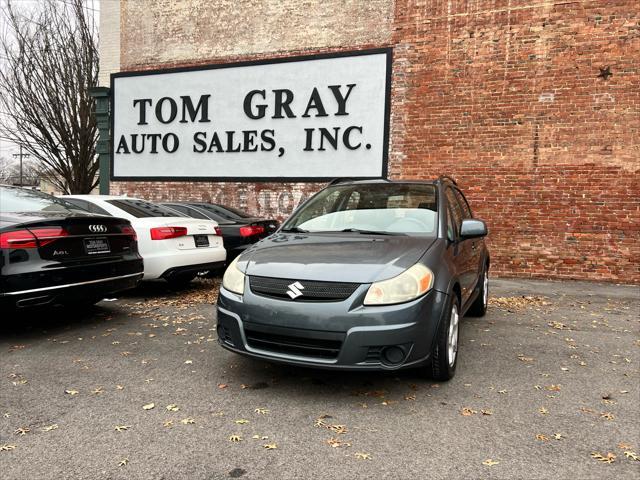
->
[166,404,180,412]
[600,412,614,420]
[14,427,29,436]
[482,459,499,466]
[481,409,493,416]
[235,419,249,425]
[553,433,563,440]
[142,403,155,410]
[116,385,124,390]
[618,442,632,450]
[624,451,639,461]
[536,434,549,441]
[92,387,104,395]
[114,425,130,432]
[355,452,371,460]
[42,424,58,432]
[327,437,352,448]
[329,424,348,434]
[539,407,549,415]
[497,389,508,394]
[404,394,416,401]
[0,444,17,452]
[461,407,477,416]
[263,443,278,449]
[218,383,228,389]
[229,434,242,442]
[184,360,193,364]
[65,389,79,396]
[119,458,129,467]
[254,408,269,415]
[545,384,561,392]
[181,418,195,425]
[591,452,616,464]
[163,420,173,427]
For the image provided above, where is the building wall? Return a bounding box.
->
[106,0,640,283]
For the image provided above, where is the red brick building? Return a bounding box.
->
[99,0,639,283]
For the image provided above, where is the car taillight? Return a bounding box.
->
[239,225,265,237]
[122,225,137,241]
[0,227,68,249]
[214,226,222,236]
[150,226,188,240]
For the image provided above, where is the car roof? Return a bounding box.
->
[327,177,455,186]
[64,194,141,201]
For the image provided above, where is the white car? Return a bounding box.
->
[62,195,226,285]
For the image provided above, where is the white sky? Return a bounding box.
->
[0,0,99,164]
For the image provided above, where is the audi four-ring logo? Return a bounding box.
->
[89,224,107,233]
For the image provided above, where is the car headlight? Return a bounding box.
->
[222,256,245,295]
[364,264,434,305]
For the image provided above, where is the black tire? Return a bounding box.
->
[165,273,196,287]
[467,265,489,317]
[428,294,460,381]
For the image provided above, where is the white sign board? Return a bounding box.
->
[111,49,391,181]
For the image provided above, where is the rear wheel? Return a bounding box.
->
[165,273,196,287]
[467,266,489,317]
[428,294,460,381]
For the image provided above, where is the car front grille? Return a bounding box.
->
[249,276,360,302]
[244,327,343,359]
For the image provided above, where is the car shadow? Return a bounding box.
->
[0,302,125,339]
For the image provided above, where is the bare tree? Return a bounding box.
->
[0,0,99,194]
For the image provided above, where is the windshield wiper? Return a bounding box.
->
[339,228,403,236]
[280,226,308,233]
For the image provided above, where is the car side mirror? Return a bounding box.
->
[460,219,488,239]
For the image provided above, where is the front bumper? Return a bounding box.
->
[216,282,449,371]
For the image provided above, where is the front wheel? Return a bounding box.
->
[428,294,460,381]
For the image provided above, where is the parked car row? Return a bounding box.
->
[2,176,490,381]
[0,185,277,308]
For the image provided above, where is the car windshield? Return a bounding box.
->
[107,199,187,218]
[0,186,84,214]
[283,183,438,235]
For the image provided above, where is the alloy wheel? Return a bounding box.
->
[447,303,459,367]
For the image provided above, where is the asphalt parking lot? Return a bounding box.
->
[1,278,638,480]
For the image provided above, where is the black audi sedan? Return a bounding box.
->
[0,186,143,309]
[216,177,489,380]
[161,202,278,259]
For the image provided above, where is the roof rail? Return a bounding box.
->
[437,175,458,185]
[328,177,390,185]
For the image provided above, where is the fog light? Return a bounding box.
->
[216,324,224,339]
[381,346,406,365]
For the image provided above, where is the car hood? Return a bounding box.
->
[238,232,436,283]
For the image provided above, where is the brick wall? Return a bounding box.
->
[109,0,640,283]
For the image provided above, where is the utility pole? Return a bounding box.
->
[12,144,30,187]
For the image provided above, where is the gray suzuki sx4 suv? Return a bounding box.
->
[216,177,489,380]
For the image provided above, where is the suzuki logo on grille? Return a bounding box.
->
[89,224,107,233]
[286,281,305,299]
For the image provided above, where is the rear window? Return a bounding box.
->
[195,204,253,221]
[0,186,84,214]
[107,199,186,218]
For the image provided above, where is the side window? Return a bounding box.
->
[445,188,463,235]
[454,188,472,219]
